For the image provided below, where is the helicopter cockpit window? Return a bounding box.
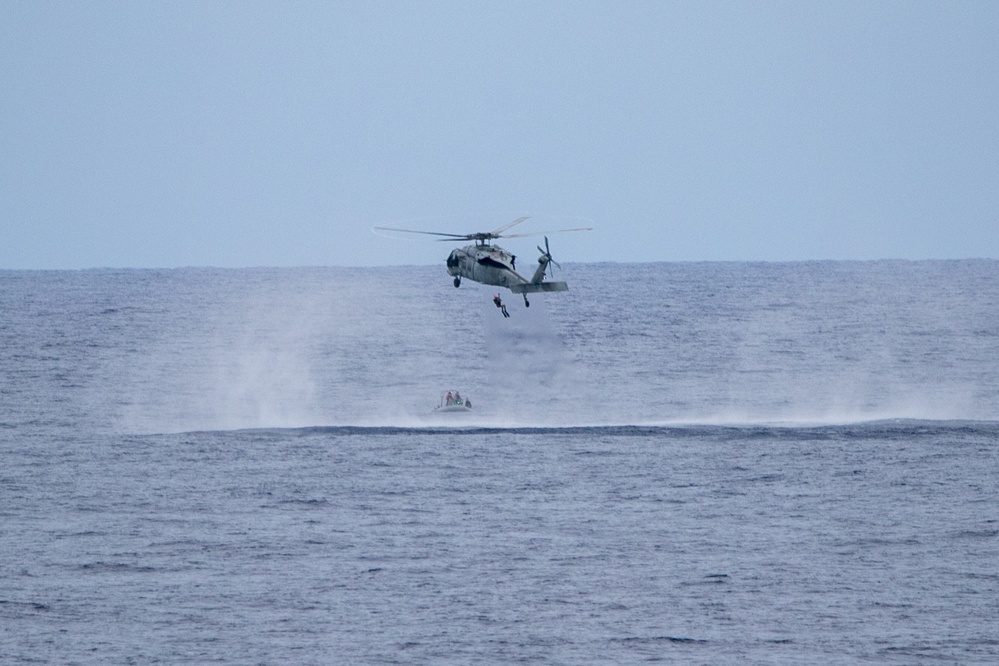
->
[446,250,460,268]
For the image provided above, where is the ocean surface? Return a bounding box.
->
[2,260,998,664]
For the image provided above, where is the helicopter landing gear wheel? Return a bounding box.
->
[453,277,461,288]
[523,294,530,307]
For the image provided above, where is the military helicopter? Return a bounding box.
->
[373,216,591,307]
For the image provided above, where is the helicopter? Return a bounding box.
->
[373,217,591,307]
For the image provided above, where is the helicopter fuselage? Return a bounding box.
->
[446,243,523,289]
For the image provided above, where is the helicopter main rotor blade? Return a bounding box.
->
[501,226,593,239]
[488,216,530,237]
[374,220,591,243]
[372,226,471,239]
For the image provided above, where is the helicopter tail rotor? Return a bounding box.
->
[537,236,561,275]
[529,236,562,284]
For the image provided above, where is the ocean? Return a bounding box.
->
[2,261,998,663]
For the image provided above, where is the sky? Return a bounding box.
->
[2,1,997,268]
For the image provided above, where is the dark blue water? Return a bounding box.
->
[2,262,998,663]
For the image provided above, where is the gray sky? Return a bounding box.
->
[3,1,997,268]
